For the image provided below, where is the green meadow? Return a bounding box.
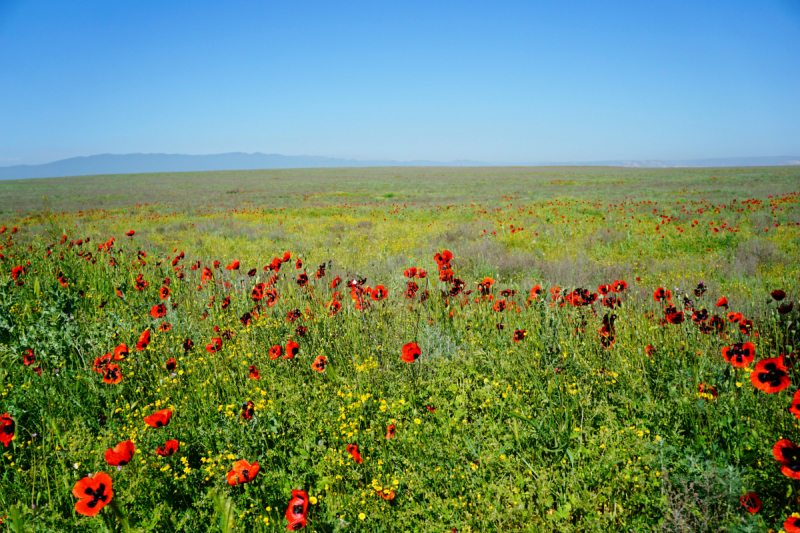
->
[1,165,799,532]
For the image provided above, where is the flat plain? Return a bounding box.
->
[1,165,799,532]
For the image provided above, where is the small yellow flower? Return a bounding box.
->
[309,496,318,505]
[414,418,421,425]
[358,513,366,521]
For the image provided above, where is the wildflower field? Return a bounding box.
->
[1,165,800,532]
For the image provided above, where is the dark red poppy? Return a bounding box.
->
[284,340,300,359]
[165,358,177,372]
[159,286,170,299]
[249,365,260,380]
[0,413,15,447]
[269,345,283,360]
[739,492,761,514]
[23,348,35,366]
[144,409,172,428]
[772,289,787,301]
[739,318,753,335]
[653,287,671,302]
[401,341,421,363]
[206,337,222,353]
[183,338,194,352]
[295,325,307,337]
[312,355,327,373]
[386,423,396,439]
[241,401,255,420]
[104,440,135,466]
[598,284,611,295]
[726,312,743,323]
[347,444,363,464]
[296,273,308,287]
[72,472,113,517]
[691,308,708,323]
[665,310,684,324]
[779,301,795,315]
[156,439,179,457]
[513,329,527,342]
[285,489,308,530]
[774,439,800,479]
[693,282,707,297]
[227,460,259,486]
[751,356,790,393]
[113,344,129,361]
[102,364,122,384]
[721,342,755,368]
[784,514,800,533]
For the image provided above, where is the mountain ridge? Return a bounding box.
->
[1,152,798,180]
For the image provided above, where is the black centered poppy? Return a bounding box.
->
[759,363,787,386]
[85,484,109,508]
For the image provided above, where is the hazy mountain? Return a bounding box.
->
[0,152,798,180]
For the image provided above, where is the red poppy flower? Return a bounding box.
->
[269,345,283,360]
[102,364,122,384]
[136,329,151,351]
[72,472,113,517]
[296,273,309,287]
[785,514,800,533]
[249,365,260,380]
[206,337,222,353]
[125,230,135,236]
[0,413,15,447]
[665,310,684,324]
[328,300,342,316]
[226,459,259,486]
[165,358,177,372]
[156,439,179,457]
[347,444,363,464]
[598,284,611,295]
[149,303,166,319]
[492,299,507,312]
[716,297,728,308]
[790,390,800,420]
[779,301,795,314]
[372,285,388,300]
[721,341,755,367]
[404,267,417,278]
[241,401,255,420]
[159,286,170,299]
[104,440,135,466]
[401,341,421,363]
[377,487,396,500]
[201,267,214,283]
[226,260,240,271]
[726,312,743,323]
[513,329,527,342]
[739,318,753,335]
[386,423,396,439]
[23,348,35,366]
[158,322,172,332]
[772,289,787,301]
[691,308,708,323]
[113,344,129,361]
[183,339,194,352]
[312,355,327,373]
[774,439,800,479]
[144,409,172,428]
[611,280,627,292]
[285,489,308,530]
[739,492,761,514]
[295,325,307,338]
[284,340,300,359]
[645,345,656,357]
[751,356,790,393]
[329,275,341,288]
[653,287,671,302]
[529,285,543,300]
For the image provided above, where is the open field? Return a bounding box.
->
[1,166,800,532]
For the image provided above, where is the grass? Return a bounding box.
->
[0,166,799,532]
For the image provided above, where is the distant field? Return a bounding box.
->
[1,166,800,532]
[1,165,800,213]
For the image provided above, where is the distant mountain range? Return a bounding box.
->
[0,153,798,180]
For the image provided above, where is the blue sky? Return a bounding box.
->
[1,0,799,165]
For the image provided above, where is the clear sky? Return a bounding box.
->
[1,0,799,165]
